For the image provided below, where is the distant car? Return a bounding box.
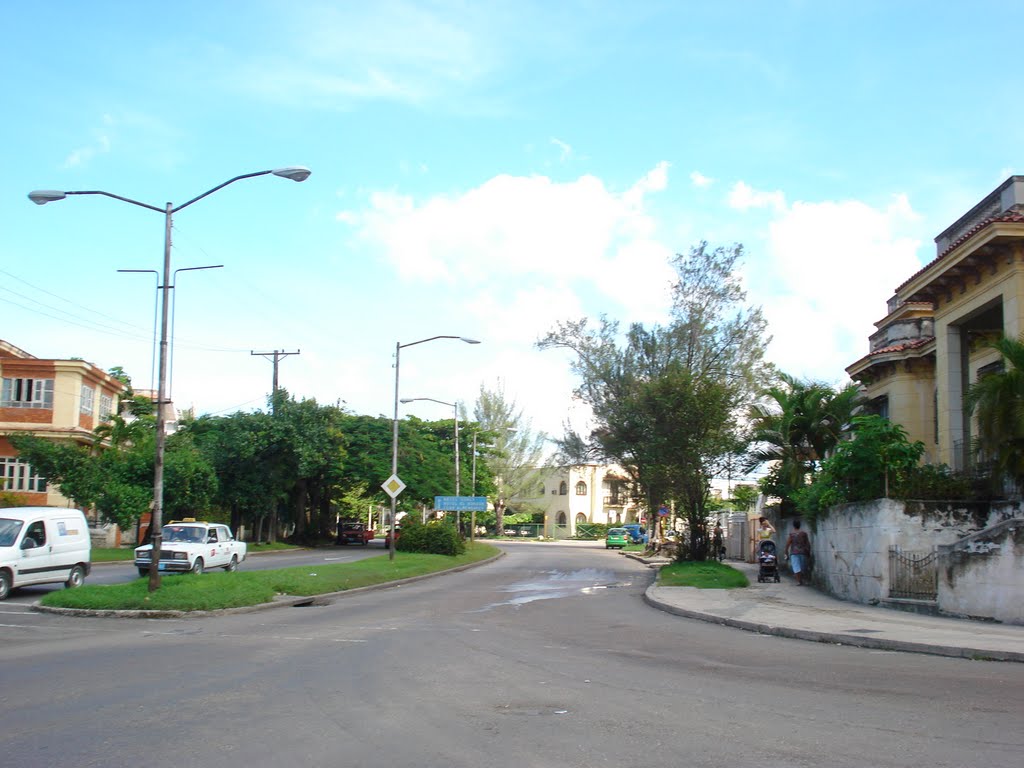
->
[606,528,630,549]
[336,521,374,546]
[621,523,649,545]
[384,527,402,548]
[134,520,246,576]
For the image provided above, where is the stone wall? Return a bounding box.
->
[937,518,1024,624]
[807,500,1024,624]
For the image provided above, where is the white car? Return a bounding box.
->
[135,520,246,576]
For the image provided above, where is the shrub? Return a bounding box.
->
[396,519,466,556]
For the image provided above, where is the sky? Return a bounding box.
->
[2,1,1022,448]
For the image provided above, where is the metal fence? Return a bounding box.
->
[888,546,938,600]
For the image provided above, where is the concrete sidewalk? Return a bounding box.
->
[641,558,1024,662]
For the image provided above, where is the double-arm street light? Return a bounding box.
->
[29,166,311,591]
[390,336,479,560]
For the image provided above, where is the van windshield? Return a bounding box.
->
[0,518,25,547]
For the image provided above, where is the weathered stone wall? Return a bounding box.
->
[937,519,1024,624]
[808,500,1024,623]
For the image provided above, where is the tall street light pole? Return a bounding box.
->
[401,397,460,520]
[29,166,311,591]
[390,336,479,561]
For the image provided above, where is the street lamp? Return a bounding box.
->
[29,166,310,591]
[389,336,479,561]
[401,397,460,522]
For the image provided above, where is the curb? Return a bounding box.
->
[642,586,1024,663]
[33,550,506,620]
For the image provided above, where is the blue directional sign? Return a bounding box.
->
[434,496,488,511]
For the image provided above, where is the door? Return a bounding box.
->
[17,519,54,586]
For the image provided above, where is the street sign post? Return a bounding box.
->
[382,474,406,499]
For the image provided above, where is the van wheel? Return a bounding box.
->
[191,558,205,575]
[224,555,238,572]
[65,565,86,589]
[0,571,10,600]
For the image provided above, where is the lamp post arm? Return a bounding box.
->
[172,170,274,213]
[65,190,166,214]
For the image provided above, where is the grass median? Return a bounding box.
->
[658,560,749,589]
[41,542,500,612]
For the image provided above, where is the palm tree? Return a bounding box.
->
[966,334,1024,487]
[749,374,861,509]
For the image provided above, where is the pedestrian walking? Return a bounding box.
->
[784,519,811,586]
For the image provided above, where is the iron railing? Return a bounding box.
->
[888,546,938,600]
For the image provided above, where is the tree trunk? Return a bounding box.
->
[495,498,506,536]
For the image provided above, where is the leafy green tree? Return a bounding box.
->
[472,381,548,535]
[749,374,861,512]
[796,414,925,516]
[539,242,771,559]
[966,334,1024,487]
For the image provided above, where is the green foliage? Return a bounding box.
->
[538,242,772,560]
[658,561,749,588]
[796,415,925,517]
[730,484,759,512]
[965,334,1024,486]
[0,490,33,508]
[394,518,466,556]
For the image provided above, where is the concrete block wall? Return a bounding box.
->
[937,519,1024,624]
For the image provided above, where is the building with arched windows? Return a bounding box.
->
[510,463,643,538]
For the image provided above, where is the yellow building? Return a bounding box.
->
[848,176,1024,470]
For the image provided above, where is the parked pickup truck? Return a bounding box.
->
[134,520,246,576]
[336,521,375,546]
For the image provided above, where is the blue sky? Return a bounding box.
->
[3,1,1021,441]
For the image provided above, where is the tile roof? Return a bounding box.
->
[896,212,1024,293]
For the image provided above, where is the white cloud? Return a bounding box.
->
[728,180,786,212]
[550,137,572,161]
[752,194,923,382]
[339,164,676,325]
[690,170,715,188]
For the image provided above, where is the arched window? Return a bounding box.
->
[559,481,568,495]
[575,512,587,524]
[575,481,587,496]
[557,511,567,525]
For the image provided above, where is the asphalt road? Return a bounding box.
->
[1,541,1021,768]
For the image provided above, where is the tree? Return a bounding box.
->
[796,414,925,516]
[538,242,771,559]
[472,381,548,535]
[966,334,1024,487]
[749,374,861,512]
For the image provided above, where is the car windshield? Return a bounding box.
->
[609,529,627,536]
[0,518,24,547]
[163,525,205,543]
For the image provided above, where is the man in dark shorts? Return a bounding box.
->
[784,519,812,586]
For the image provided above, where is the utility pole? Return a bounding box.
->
[251,349,300,412]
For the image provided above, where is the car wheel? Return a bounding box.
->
[191,558,205,575]
[65,565,86,589]
[138,568,149,578]
[0,570,11,601]
[224,555,238,572]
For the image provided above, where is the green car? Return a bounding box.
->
[606,527,630,549]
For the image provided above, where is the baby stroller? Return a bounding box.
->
[757,539,780,583]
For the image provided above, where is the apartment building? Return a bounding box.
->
[847,176,1024,470]
[512,463,642,537]
[0,339,125,507]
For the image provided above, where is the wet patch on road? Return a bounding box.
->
[476,568,632,611]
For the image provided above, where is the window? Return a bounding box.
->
[557,512,567,526]
[99,394,114,419]
[0,458,47,493]
[80,385,95,415]
[559,481,568,495]
[1,377,54,409]
[575,481,587,496]
[575,513,587,524]
[25,520,47,547]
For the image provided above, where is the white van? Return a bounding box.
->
[0,507,92,600]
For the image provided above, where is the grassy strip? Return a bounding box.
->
[91,548,136,562]
[90,541,299,563]
[658,560,749,589]
[41,542,500,612]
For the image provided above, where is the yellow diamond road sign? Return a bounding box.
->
[382,474,406,499]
